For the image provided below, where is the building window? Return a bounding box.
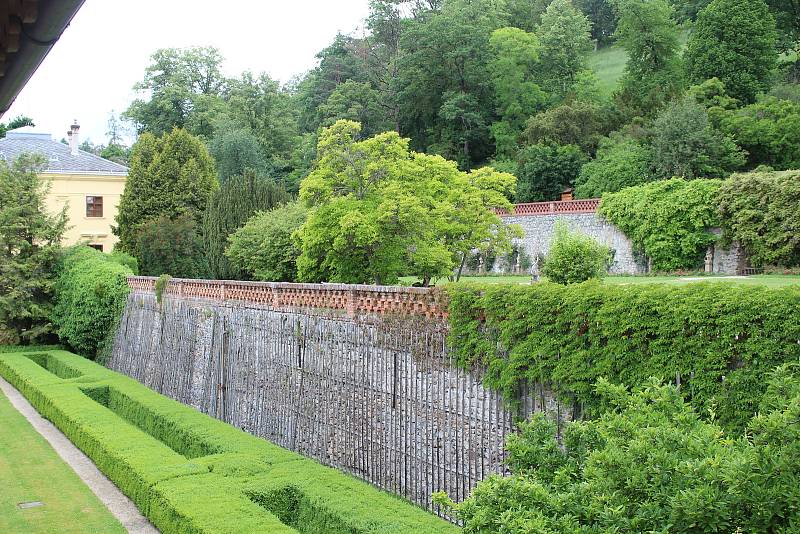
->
[88,244,103,252]
[86,196,103,217]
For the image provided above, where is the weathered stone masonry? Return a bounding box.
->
[110,277,573,512]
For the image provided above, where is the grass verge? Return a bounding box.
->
[0,384,125,533]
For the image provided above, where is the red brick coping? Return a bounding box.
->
[128,277,448,318]
[496,198,600,216]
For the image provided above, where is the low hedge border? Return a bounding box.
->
[0,349,457,534]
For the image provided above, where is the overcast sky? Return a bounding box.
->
[5,0,370,144]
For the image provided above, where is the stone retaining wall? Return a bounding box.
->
[109,279,573,512]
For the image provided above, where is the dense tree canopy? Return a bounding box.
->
[686,0,778,104]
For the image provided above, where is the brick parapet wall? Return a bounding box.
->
[128,276,448,318]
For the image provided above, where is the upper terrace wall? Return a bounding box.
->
[498,199,744,275]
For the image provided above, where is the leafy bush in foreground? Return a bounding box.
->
[446,281,800,431]
[52,246,132,358]
[436,368,800,532]
[541,222,610,284]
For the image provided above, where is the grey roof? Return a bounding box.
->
[0,131,128,174]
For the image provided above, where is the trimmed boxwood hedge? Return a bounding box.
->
[447,281,800,432]
[0,349,458,534]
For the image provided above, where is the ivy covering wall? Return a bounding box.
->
[598,178,723,271]
[446,281,800,431]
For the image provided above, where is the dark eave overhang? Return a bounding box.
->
[0,0,85,117]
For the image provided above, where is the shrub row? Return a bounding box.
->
[0,350,457,534]
[446,281,800,431]
[51,246,134,358]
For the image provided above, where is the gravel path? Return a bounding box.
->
[0,376,159,534]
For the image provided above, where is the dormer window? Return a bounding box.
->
[86,196,103,218]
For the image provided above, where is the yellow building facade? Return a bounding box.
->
[0,125,128,252]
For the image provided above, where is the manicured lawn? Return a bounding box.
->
[0,387,124,534]
[402,274,800,287]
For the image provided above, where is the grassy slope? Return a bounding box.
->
[0,388,124,534]
[587,30,690,97]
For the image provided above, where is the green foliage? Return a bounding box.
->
[317,79,392,137]
[0,154,67,344]
[686,0,778,104]
[0,350,458,533]
[537,0,594,99]
[575,0,618,46]
[296,120,519,285]
[488,27,545,158]
[718,170,800,267]
[575,134,653,197]
[445,281,800,433]
[522,100,614,154]
[398,0,499,168]
[612,0,684,115]
[154,274,171,306]
[208,128,265,183]
[108,250,139,275]
[714,96,800,170]
[649,96,745,179]
[51,246,132,358]
[541,222,611,284]
[226,201,307,282]
[114,128,218,253]
[135,215,207,278]
[202,171,290,280]
[438,369,800,532]
[599,178,722,270]
[515,143,588,202]
[0,115,34,138]
[124,46,227,137]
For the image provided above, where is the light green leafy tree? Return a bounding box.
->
[488,27,545,159]
[296,120,519,285]
[0,154,67,343]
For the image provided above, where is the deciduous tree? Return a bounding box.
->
[685,0,778,104]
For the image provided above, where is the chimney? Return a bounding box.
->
[68,120,79,155]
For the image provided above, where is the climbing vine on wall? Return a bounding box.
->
[598,178,722,271]
[446,281,800,431]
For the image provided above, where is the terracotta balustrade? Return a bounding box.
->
[495,198,600,216]
[127,277,448,318]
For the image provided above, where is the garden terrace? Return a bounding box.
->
[0,349,458,533]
